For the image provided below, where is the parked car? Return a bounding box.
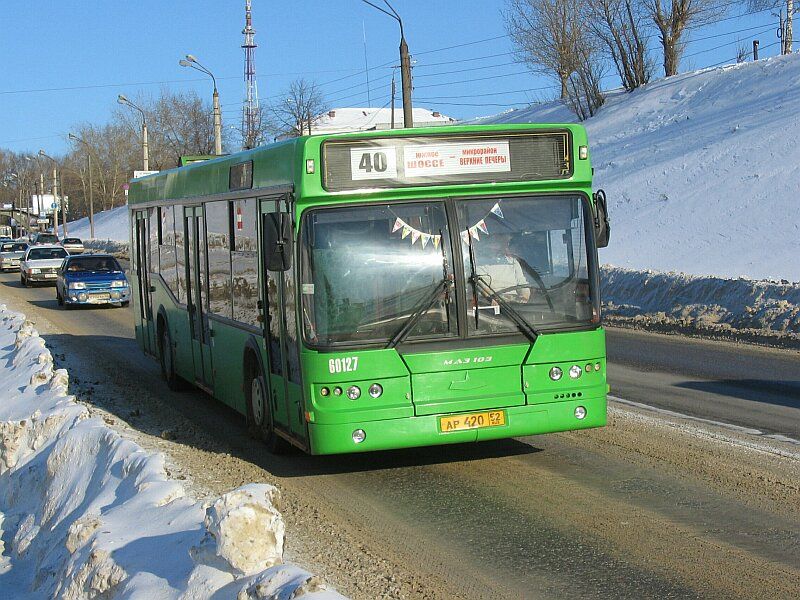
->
[0,241,29,272]
[61,237,85,254]
[56,254,130,308]
[0,236,13,245]
[20,245,68,286]
[30,232,60,245]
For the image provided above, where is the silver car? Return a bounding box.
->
[0,242,28,272]
[61,237,85,254]
[20,244,68,286]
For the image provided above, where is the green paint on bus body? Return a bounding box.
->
[128,123,607,455]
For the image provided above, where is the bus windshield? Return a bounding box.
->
[300,202,457,346]
[300,195,596,348]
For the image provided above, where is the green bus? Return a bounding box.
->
[128,124,610,455]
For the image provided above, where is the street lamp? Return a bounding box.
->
[180,54,223,155]
[362,0,413,127]
[38,150,66,236]
[69,133,95,239]
[117,94,150,171]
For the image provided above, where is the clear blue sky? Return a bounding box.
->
[0,1,781,155]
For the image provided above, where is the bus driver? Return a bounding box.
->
[474,232,530,303]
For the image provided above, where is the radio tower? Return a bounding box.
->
[242,0,260,149]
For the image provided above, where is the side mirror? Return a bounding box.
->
[265,213,293,272]
[593,189,610,249]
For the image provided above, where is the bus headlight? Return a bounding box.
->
[575,406,587,420]
[549,366,563,381]
[346,385,361,400]
[368,383,383,398]
[352,429,366,444]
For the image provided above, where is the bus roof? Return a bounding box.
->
[127,122,590,206]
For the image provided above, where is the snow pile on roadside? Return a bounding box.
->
[601,267,800,345]
[0,305,344,599]
[477,53,800,281]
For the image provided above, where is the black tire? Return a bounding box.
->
[21,274,27,287]
[245,367,290,454]
[120,300,130,308]
[56,288,64,306]
[158,325,184,392]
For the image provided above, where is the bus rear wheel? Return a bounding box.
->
[246,371,290,454]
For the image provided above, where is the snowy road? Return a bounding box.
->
[1,271,798,599]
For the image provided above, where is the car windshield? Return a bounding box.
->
[28,248,68,260]
[2,243,27,252]
[36,234,58,244]
[300,202,457,346]
[300,195,597,348]
[63,238,82,244]
[66,256,121,272]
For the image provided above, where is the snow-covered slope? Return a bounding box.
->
[476,54,800,281]
[63,204,129,242]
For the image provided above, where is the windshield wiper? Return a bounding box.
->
[388,228,453,349]
[473,276,538,344]
[387,277,451,348]
[465,230,538,344]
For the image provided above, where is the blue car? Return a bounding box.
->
[56,254,131,308]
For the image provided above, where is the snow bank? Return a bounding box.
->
[601,267,800,345]
[476,54,800,281]
[0,305,344,599]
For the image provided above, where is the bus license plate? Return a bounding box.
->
[439,410,506,432]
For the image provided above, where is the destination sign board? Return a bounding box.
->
[324,131,570,192]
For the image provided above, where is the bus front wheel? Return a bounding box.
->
[246,371,290,454]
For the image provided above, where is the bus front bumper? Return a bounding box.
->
[308,395,606,455]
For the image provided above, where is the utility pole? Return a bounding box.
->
[362,1,413,127]
[390,70,396,129]
[69,133,95,239]
[787,0,794,54]
[118,95,150,170]
[39,150,65,236]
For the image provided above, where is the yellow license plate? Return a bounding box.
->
[439,410,506,432]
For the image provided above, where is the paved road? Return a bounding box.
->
[2,271,798,599]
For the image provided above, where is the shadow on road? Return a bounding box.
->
[675,379,800,409]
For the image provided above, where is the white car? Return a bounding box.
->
[20,244,68,287]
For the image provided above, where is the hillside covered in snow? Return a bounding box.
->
[476,53,800,281]
[70,55,799,282]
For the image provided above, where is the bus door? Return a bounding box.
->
[184,205,214,387]
[133,210,156,355]
[259,197,307,444]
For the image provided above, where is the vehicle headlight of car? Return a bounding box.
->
[110,280,127,288]
[69,281,86,290]
[29,268,40,274]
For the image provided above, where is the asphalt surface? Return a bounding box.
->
[1,270,798,599]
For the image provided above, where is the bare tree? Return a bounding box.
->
[748,1,796,53]
[268,79,327,138]
[642,1,727,77]
[566,43,607,120]
[588,0,653,91]
[504,0,586,99]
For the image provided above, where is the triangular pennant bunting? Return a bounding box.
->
[392,217,404,233]
[470,227,480,240]
[421,234,430,248]
[490,203,504,219]
[411,230,420,245]
[477,219,488,234]
[401,226,411,239]
[433,235,441,249]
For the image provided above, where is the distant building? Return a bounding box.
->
[310,107,456,134]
